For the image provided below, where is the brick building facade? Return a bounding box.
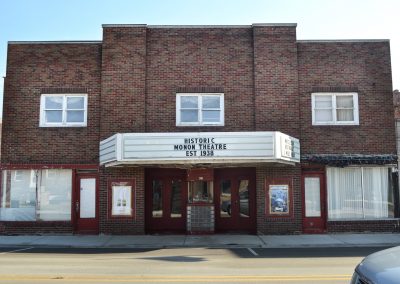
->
[0,24,398,235]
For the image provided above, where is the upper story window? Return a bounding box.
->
[176,93,224,126]
[311,92,359,125]
[40,94,88,127]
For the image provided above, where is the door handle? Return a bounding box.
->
[76,201,79,213]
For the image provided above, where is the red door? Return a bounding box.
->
[302,173,326,233]
[215,168,256,233]
[74,174,99,234]
[145,169,187,233]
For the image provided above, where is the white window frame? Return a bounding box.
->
[311,92,359,125]
[176,93,224,126]
[39,94,88,127]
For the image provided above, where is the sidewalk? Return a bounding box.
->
[1,233,400,249]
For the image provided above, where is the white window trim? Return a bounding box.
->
[311,92,359,125]
[176,93,224,126]
[39,94,88,127]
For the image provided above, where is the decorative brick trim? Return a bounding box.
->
[176,87,224,93]
[311,86,359,93]
[41,87,89,94]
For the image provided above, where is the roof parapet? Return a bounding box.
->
[297,39,389,43]
[8,41,102,45]
[102,24,147,28]
[252,23,297,27]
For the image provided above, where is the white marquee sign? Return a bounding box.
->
[100,131,300,166]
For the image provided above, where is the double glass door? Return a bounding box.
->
[215,168,256,233]
[146,169,187,233]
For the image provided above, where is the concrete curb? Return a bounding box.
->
[0,234,399,249]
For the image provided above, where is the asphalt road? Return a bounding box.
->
[0,246,390,284]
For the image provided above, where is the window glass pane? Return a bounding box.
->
[170,180,182,218]
[328,167,395,220]
[220,180,231,218]
[152,180,163,217]
[181,110,198,122]
[336,96,354,108]
[66,111,84,123]
[202,96,220,108]
[202,110,220,122]
[315,96,332,108]
[0,170,36,221]
[239,180,249,217]
[67,97,84,109]
[188,181,213,203]
[45,110,63,123]
[305,177,321,217]
[79,178,96,219]
[315,109,332,122]
[45,96,63,109]
[38,169,72,221]
[363,168,392,218]
[337,109,354,122]
[327,168,363,219]
[181,96,198,108]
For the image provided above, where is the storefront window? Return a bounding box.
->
[0,169,72,221]
[188,181,213,203]
[38,169,72,221]
[327,167,395,219]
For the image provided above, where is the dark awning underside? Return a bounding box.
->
[301,154,397,167]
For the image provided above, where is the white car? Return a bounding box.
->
[351,246,400,284]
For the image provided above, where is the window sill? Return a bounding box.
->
[0,220,71,223]
[328,218,400,222]
[39,124,87,128]
[176,124,224,127]
[312,123,359,126]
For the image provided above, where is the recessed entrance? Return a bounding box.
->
[145,169,187,233]
[145,167,256,234]
[214,168,256,233]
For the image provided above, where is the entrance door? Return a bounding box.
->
[302,173,326,233]
[145,169,187,233]
[215,168,256,233]
[74,174,99,234]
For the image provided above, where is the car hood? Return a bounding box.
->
[357,246,400,284]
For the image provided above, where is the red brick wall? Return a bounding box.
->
[99,167,145,234]
[328,220,400,233]
[256,166,302,234]
[298,41,395,155]
[100,27,147,139]
[254,25,300,138]
[0,221,72,235]
[2,43,102,164]
[145,27,255,132]
[1,26,397,235]
[394,90,400,119]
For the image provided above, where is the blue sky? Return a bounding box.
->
[1,0,399,117]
